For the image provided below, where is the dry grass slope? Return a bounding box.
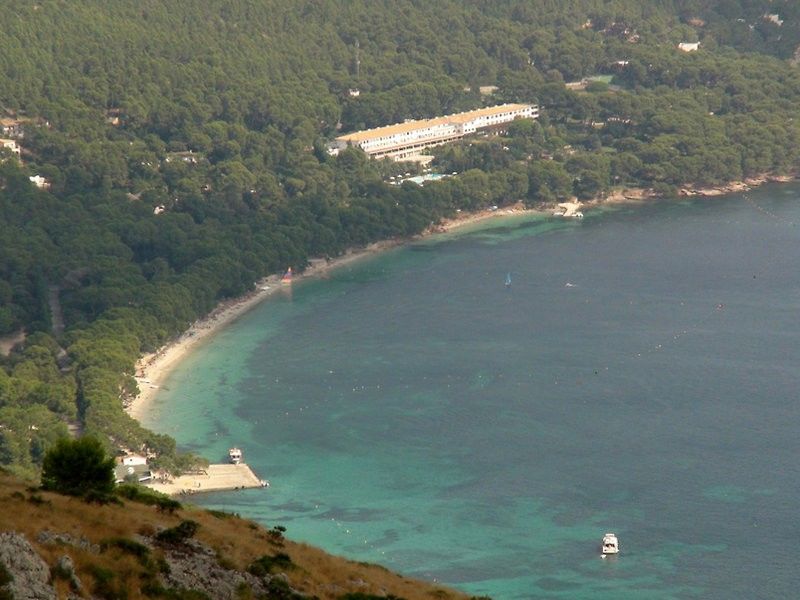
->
[0,471,472,600]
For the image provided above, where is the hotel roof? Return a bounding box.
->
[336,103,535,143]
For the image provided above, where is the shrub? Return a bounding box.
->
[40,436,115,497]
[116,483,146,500]
[267,525,286,545]
[247,552,293,577]
[585,80,610,93]
[101,537,151,563]
[155,520,199,545]
[26,493,51,507]
[87,564,116,597]
[155,497,181,514]
[84,489,122,505]
[216,554,237,571]
[142,578,211,598]
[116,484,182,513]
[235,582,255,600]
[265,576,306,599]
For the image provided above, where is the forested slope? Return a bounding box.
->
[1,0,800,477]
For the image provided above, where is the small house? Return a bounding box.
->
[120,454,148,467]
[764,14,784,26]
[29,175,50,189]
[105,108,123,126]
[114,463,152,484]
[164,151,203,165]
[0,138,21,156]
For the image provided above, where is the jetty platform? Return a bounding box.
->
[555,201,584,217]
[145,463,267,497]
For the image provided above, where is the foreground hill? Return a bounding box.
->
[0,470,473,600]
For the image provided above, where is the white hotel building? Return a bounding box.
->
[333,103,538,160]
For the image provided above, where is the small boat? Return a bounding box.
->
[281,267,293,284]
[228,447,243,464]
[601,532,619,555]
[505,272,512,287]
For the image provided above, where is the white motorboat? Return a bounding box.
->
[228,447,243,464]
[601,532,619,555]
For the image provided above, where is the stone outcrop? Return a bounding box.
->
[157,537,276,599]
[54,554,84,595]
[0,531,56,599]
[37,530,100,554]
[0,529,306,600]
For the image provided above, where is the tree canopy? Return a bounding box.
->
[2,0,800,474]
[40,436,115,497]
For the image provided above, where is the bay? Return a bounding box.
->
[142,184,800,599]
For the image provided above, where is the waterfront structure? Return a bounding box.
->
[332,103,538,160]
[143,463,266,496]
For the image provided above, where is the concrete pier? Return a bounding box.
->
[555,201,584,218]
[145,463,267,496]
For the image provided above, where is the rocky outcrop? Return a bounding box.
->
[0,531,56,599]
[0,527,308,600]
[156,537,304,599]
[159,538,261,597]
[37,530,100,554]
[54,554,84,595]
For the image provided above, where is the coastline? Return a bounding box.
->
[128,239,399,421]
[128,171,796,424]
[127,204,540,422]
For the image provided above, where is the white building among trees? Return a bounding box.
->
[0,138,21,156]
[332,103,538,160]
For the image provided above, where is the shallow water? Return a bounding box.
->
[143,185,800,599]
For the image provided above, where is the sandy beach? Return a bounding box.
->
[127,204,540,422]
[77,186,756,421]
[128,239,397,421]
[127,171,798,423]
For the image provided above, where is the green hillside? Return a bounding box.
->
[1,0,800,478]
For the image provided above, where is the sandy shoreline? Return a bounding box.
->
[128,172,797,423]
[128,239,399,421]
[127,204,540,422]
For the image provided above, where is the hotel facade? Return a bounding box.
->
[332,103,538,160]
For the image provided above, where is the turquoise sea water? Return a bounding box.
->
[142,185,800,599]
